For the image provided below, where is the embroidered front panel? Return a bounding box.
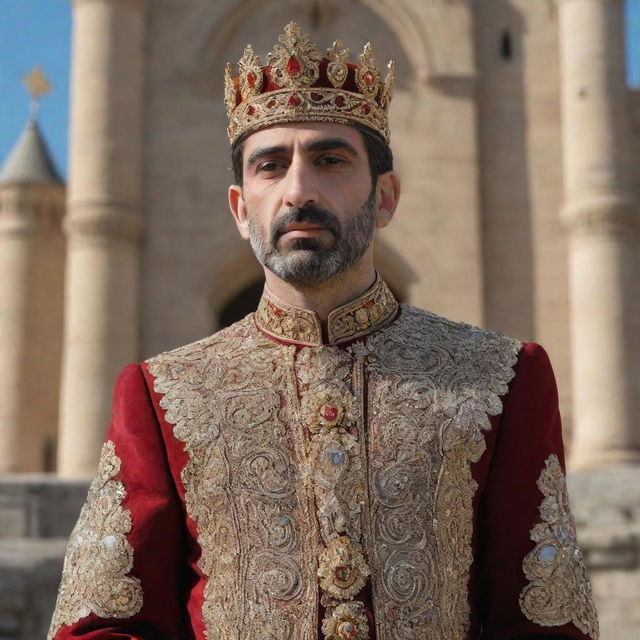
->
[295,346,370,633]
[48,441,142,639]
[148,318,318,640]
[148,304,521,639]
[519,455,599,639]
[364,307,521,640]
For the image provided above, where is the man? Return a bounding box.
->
[48,23,598,640]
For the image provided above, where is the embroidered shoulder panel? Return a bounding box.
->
[147,317,319,640]
[519,454,599,639]
[364,305,522,640]
[47,441,142,639]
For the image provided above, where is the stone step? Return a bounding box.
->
[0,537,67,640]
[0,474,88,539]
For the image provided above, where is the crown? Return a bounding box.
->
[225,22,395,145]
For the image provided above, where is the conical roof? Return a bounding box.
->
[0,119,63,185]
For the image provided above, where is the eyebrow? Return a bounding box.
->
[246,137,360,167]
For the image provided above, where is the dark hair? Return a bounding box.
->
[230,122,393,186]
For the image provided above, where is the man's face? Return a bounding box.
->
[229,122,385,285]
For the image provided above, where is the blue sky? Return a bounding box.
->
[1,0,639,180]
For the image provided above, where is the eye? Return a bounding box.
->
[256,160,287,174]
[316,155,346,167]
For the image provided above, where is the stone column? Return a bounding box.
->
[58,0,146,477]
[559,0,640,469]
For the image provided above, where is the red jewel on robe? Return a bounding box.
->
[322,406,338,422]
[287,56,301,76]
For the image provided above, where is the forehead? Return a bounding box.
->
[242,121,366,158]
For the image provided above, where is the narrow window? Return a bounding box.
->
[500,30,513,61]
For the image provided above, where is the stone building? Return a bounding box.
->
[0,0,639,638]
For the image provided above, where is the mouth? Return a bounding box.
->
[279,224,330,239]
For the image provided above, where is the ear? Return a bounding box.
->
[228,184,250,240]
[374,171,401,229]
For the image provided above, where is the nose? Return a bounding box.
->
[282,158,319,209]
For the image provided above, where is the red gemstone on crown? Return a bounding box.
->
[322,405,338,422]
[335,95,345,107]
[289,94,301,107]
[287,56,302,76]
[247,105,255,116]
[363,70,375,85]
[247,72,256,88]
[362,104,371,115]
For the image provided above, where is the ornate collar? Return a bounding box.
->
[254,275,398,346]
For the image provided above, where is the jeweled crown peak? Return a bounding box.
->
[225,22,394,145]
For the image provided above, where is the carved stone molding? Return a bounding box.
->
[0,188,65,237]
[562,195,640,237]
[64,202,143,243]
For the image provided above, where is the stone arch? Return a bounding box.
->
[203,0,426,87]
[209,245,263,330]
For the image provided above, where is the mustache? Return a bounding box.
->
[271,204,341,241]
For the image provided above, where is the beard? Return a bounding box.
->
[246,190,376,285]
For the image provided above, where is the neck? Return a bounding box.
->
[263,261,377,322]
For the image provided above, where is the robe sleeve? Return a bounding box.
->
[47,363,188,640]
[477,343,599,640]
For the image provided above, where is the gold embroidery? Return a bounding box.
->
[300,384,358,433]
[519,455,599,638]
[146,301,521,639]
[255,274,397,346]
[47,441,142,639]
[317,537,371,600]
[296,346,370,631]
[255,295,322,345]
[322,601,370,640]
[147,320,319,639]
[365,307,521,639]
[327,277,397,344]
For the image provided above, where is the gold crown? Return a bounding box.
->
[225,22,395,145]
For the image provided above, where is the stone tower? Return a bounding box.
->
[0,119,65,472]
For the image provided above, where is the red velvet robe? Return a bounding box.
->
[48,278,598,640]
